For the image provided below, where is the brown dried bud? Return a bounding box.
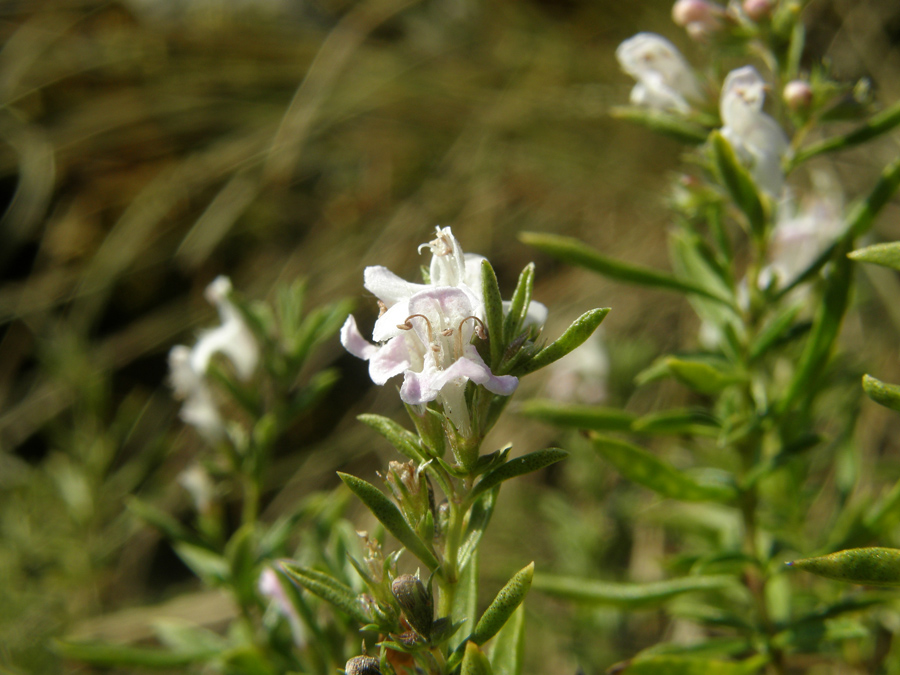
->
[391,574,434,639]
[345,656,381,675]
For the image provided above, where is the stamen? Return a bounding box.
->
[455,316,488,356]
[459,316,488,340]
[398,314,435,344]
[377,300,387,318]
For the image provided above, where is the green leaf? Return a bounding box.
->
[482,259,505,369]
[516,399,635,431]
[153,620,227,654]
[777,249,852,412]
[54,641,217,668]
[468,448,568,504]
[592,435,737,503]
[358,414,425,462]
[533,573,734,608]
[792,98,900,165]
[226,525,258,607]
[451,549,480,651]
[665,357,744,395]
[462,642,494,675]
[847,156,900,240]
[470,563,534,646]
[502,263,535,344]
[849,242,900,272]
[632,409,719,436]
[788,547,900,586]
[338,473,440,571]
[127,497,198,545]
[612,655,766,675]
[520,232,730,304]
[748,303,803,361]
[513,308,610,376]
[611,106,710,144]
[862,374,900,412]
[173,543,229,586]
[710,131,768,239]
[488,604,525,675]
[279,563,370,624]
[458,490,497,573]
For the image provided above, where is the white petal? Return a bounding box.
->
[372,300,412,342]
[340,315,378,360]
[364,266,427,305]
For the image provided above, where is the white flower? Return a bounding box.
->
[761,177,844,289]
[616,33,705,114]
[720,66,790,196]
[341,227,530,434]
[168,276,259,440]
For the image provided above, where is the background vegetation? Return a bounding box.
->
[2,0,900,672]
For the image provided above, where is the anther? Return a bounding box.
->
[399,314,435,344]
[377,300,387,318]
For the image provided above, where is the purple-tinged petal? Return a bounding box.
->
[460,345,519,395]
[341,315,378,361]
[400,366,439,405]
[369,334,415,385]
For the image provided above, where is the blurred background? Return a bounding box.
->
[2,0,900,672]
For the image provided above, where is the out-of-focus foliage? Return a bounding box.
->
[1,0,900,673]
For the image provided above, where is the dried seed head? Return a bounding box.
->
[391,574,434,639]
[345,656,381,675]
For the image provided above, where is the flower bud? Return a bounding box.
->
[742,0,773,21]
[672,0,723,38]
[391,574,434,639]
[672,0,720,27]
[783,80,813,111]
[345,656,381,675]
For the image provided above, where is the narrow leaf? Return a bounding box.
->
[592,435,737,503]
[451,549,480,651]
[666,357,744,395]
[358,414,425,462]
[534,573,734,608]
[792,99,900,165]
[611,106,710,144]
[849,242,900,272]
[462,642,494,675]
[514,308,610,376]
[482,260,505,369]
[517,399,635,431]
[862,374,900,412]
[338,473,440,571]
[612,655,766,675]
[777,249,852,412]
[54,641,215,668]
[502,263,534,344]
[710,131,767,239]
[489,604,525,675]
[788,547,900,586]
[632,409,719,436]
[470,563,534,646]
[280,562,370,624]
[173,543,229,586]
[520,232,730,304]
[468,449,568,503]
[459,490,497,573]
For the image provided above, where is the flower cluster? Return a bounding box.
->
[342,227,545,435]
[168,276,259,440]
